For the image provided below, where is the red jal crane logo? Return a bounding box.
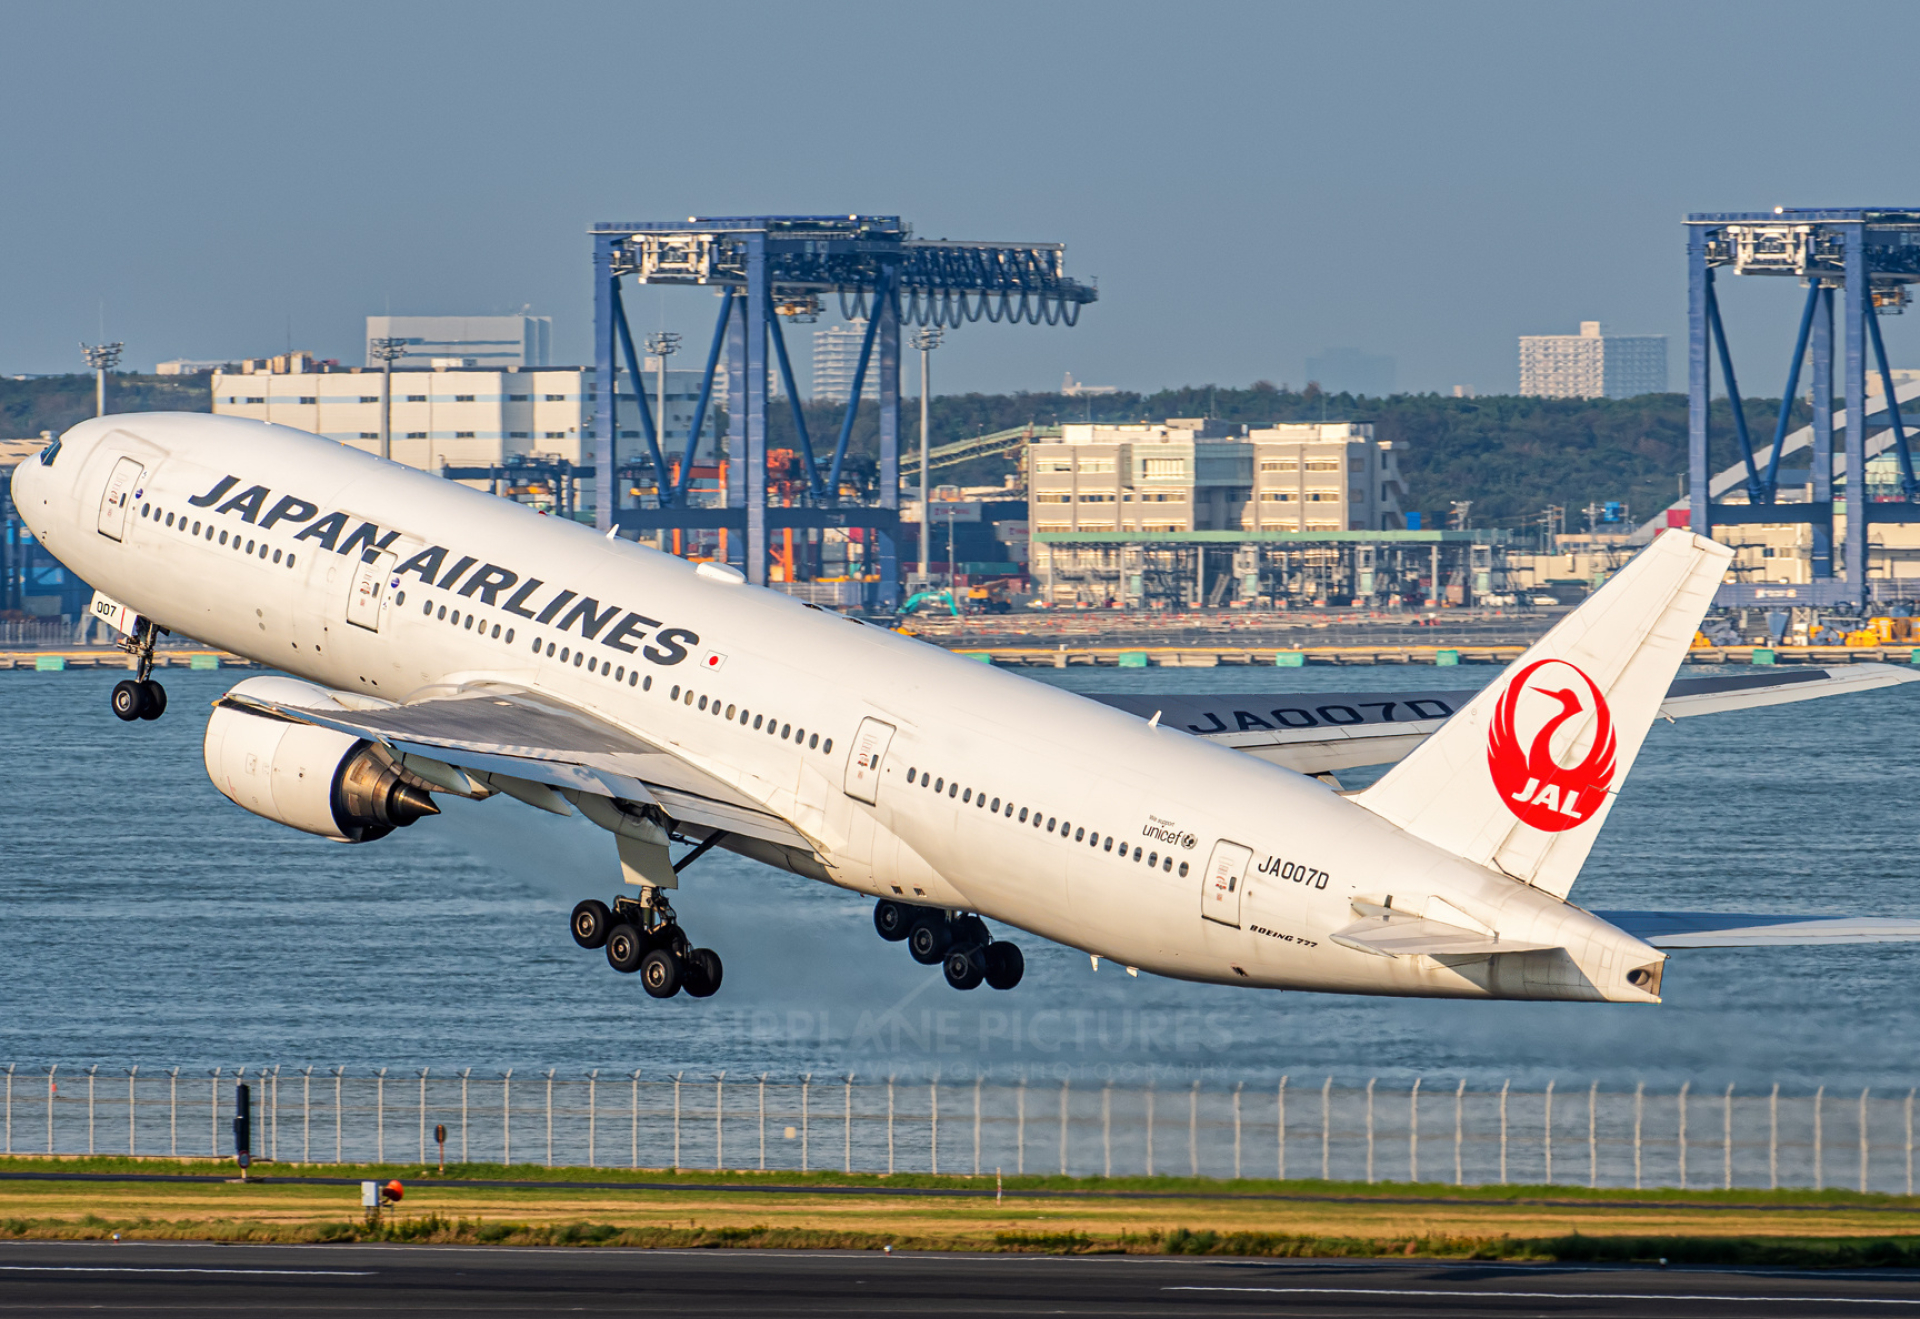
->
[1486,659,1616,833]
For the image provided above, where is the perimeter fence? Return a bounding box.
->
[4,1066,1916,1194]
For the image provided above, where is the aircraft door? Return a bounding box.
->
[842,717,897,804]
[96,456,145,541]
[1200,839,1253,928]
[343,551,398,632]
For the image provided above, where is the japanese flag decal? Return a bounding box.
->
[1487,658,1617,832]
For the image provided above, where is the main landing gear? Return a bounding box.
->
[874,899,1024,992]
[109,619,167,723]
[570,890,723,1000]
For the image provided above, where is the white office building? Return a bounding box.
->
[1519,321,1668,399]
[210,361,716,473]
[365,315,552,371]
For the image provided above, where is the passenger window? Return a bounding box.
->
[781,723,791,739]
[437,606,447,620]
[753,715,763,730]
[809,733,819,750]
[934,778,944,793]
[671,685,680,699]
[615,666,624,681]
[990,798,1000,812]
[1149,852,1158,867]
[698,696,708,711]
[218,530,228,545]
[1163,856,1173,872]
[1047,818,1056,832]
[1075,828,1085,842]
[273,549,282,564]
[949,783,958,798]
[1178,861,1190,876]
[1018,808,1028,823]
[725,704,736,720]
[822,738,831,753]
[963,789,971,804]
[1104,837,1114,852]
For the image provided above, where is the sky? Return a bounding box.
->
[3,0,1919,397]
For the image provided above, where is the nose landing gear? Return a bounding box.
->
[874,899,1023,992]
[109,620,167,722]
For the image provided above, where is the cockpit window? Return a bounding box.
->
[36,437,61,467]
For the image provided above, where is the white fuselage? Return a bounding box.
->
[14,415,1663,1002]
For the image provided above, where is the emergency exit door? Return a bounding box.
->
[344,551,397,632]
[1200,839,1253,927]
[96,457,144,542]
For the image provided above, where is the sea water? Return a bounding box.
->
[2,663,1916,1093]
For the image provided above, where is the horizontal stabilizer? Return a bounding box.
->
[1598,910,1920,948]
[1331,912,1555,959]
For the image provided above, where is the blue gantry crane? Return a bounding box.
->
[1686,208,1920,606]
[590,215,1096,606]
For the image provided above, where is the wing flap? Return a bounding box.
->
[1597,910,1920,948]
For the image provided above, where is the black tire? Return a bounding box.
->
[943,947,984,991]
[605,923,645,973]
[640,948,681,998]
[907,916,951,965]
[571,899,612,950]
[137,680,166,721]
[683,948,723,998]
[873,899,913,942]
[110,680,146,722]
[984,942,1025,991]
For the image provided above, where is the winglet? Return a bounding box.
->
[1353,531,1732,899]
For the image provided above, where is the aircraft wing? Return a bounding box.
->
[218,686,814,853]
[1087,664,1918,776]
[1596,911,1920,948]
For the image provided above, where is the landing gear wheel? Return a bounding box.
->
[873,900,913,942]
[639,948,681,998]
[984,942,1024,991]
[110,680,146,722]
[943,947,985,991]
[682,948,723,998]
[136,680,166,721]
[571,899,612,950]
[605,923,645,973]
[908,916,952,965]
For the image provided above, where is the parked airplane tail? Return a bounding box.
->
[1354,530,1733,899]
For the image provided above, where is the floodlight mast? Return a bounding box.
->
[80,342,123,418]
[368,338,408,462]
[910,326,943,586]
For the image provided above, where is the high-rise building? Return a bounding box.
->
[365,315,552,371]
[812,321,881,403]
[1519,321,1668,399]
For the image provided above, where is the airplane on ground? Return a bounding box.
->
[15,413,1920,1005]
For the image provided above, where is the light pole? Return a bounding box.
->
[645,332,681,505]
[80,342,123,418]
[910,327,943,587]
[369,337,407,462]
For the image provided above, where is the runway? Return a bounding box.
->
[3,1240,1920,1316]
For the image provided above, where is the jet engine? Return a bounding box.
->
[204,680,438,843]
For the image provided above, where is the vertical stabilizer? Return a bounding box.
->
[1354,531,1732,899]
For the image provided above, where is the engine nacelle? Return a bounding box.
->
[204,679,439,842]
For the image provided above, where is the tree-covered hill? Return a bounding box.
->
[2,373,211,440]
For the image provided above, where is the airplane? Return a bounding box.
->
[14,412,1920,1006]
